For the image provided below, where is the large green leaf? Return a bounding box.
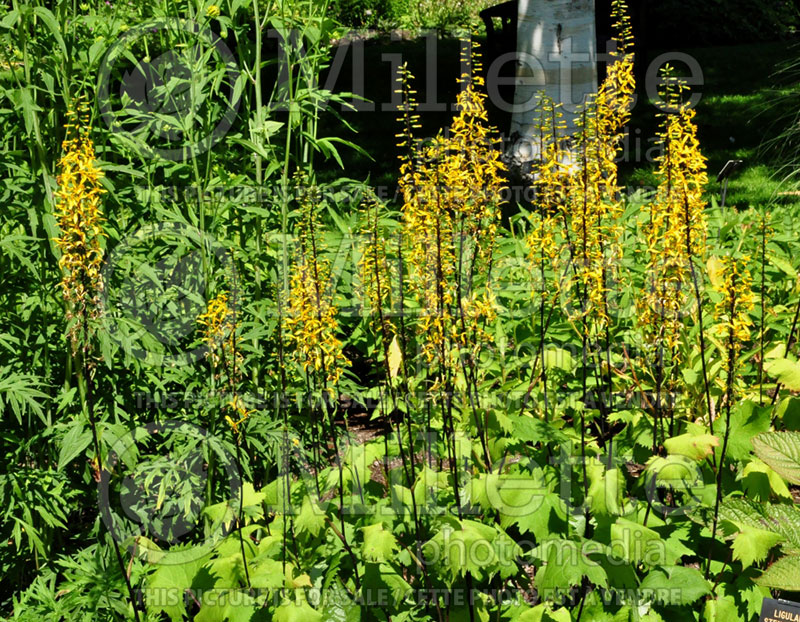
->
[147,553,210,621]
[533,539,608,598]
[664,433,719,461]
[610,518,664,566]
[719,497,800,553]
[361,563,412,606]
[756,555,800,591]
[321,582,360,622]
[517,604,572,622]
[714,400,771,462]
[489,472,567,541]
[752,431,800,484]
[506,415,569,444]
[731,526,783,569]
[586,464,628,517]
[765,356,800,391]
[361,523,399,562]
[196,591,261,622]
[702,594,740,622]
[639,566,710,605]
[274,600,323,622]
[295,498,327,537]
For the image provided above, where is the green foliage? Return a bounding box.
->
[2,0,800,621]
[330,0,492,32]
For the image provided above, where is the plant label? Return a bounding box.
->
[761,598,800,622]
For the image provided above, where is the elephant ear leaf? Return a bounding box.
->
[752,431,800,485]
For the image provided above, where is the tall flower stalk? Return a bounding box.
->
[638,71,710,449]
[527,96,566,419]
[285,185,350,389]
[398,54,504,470]
[707,255,754,576]
[55,109,106,351]
[396,49,505,619]
[54,106,141,622]
[557,0,634,450]
[197,287,253,590]
[283,180,359,586]
[757,213,772,402]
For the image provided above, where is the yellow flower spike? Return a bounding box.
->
[358,191,396,342]
[712,255,755,369]
[397,58,504,371]
[638,68,709,357]
[54,103,106,347]
[197,290,242,378]
[285,179,349,388]
[549,2,634,335]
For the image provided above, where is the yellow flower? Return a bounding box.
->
[285,181,350,388]
[528,96,567,299]
[358,191,395,338]
[396,53,505,369]
[54,105,106,346]
[712,255,755,364]
[197,290,241,377]
[558,11,634,331]
[206,4,220,18]
[638,67,709,356]
[225,395,252,433]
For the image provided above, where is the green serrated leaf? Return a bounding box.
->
[639,566,710,605]
[756,555,800,591]
[731,526,783,569]
[765,356,800,391]
[610,518,664,566]
[58,419,93,470]
[753,431,800,484]
[664,433,719,461]
[361,523,399,562]
[295,498,327,537]
[534,539,608,598]
[274,600,323,622]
